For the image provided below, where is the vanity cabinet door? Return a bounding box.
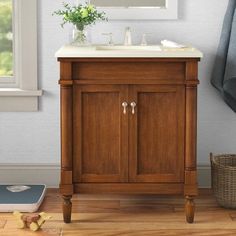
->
[129,85,185,183]
[73,85,129,183]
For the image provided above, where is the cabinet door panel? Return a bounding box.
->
[73,85,128,183]
[129,85,185,183]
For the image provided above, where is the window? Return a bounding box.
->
[0,0,13,81]
[0,0,42,111]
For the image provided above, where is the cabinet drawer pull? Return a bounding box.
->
[122,102,128,114]
[130,102,137,114]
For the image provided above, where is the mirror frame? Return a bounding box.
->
[90,0,178,20]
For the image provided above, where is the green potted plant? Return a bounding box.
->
[53,2,107,45]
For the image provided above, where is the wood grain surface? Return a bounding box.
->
[0,189,236,236]
[59,58,200,223]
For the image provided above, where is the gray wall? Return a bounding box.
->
[0,0,235,167]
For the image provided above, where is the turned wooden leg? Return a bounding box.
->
[185,196,195,223]
[62,195,72,223]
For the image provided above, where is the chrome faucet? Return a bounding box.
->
[124,27,132,46]
[102,33,114,46]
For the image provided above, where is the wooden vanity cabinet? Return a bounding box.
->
[58,58,200,224]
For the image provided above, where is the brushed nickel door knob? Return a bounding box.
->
[130,102,137,114]
[122,102,128,114]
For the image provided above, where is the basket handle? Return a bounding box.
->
[210,152,214,163]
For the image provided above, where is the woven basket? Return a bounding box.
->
[210,153,236,208]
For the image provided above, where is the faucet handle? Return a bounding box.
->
[102,33,114,46]
[140,33,152,46]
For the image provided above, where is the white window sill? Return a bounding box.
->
[0,89,43,112]
[0,88,43,96]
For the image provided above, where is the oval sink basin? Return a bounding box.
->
[96,45,162,51]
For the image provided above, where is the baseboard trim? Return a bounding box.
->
[0,164,60,188]
[197,165,211,188]
[0,164,211,188]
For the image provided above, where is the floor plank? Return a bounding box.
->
[1,189,236,236]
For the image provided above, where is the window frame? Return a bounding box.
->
[0,0,42,111]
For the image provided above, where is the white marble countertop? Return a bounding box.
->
[55,44,203,58]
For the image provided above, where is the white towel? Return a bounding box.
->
[161,40,187,48]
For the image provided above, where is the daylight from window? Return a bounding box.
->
[0,0,13,77]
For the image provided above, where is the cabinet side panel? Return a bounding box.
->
[59,61,74,195]
[184,61,199,197]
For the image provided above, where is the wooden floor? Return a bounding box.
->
[0,189,236,235]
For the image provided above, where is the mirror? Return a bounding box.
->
[90,0,178,20]
[90,0,166,8]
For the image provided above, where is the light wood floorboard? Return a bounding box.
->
[0,189,236,235]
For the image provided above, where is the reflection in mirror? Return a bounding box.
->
[89,0,177,20]
[90,0,166,8]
